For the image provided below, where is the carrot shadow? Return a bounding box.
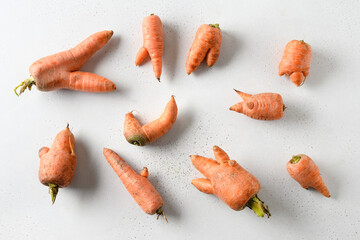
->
[216,30,240,68]
[163,22,179,79]
[303,48,336,89]
[69,138,99,199]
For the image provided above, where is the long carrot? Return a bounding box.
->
[230,89,284,120]
[279,40,312,86]
[124,96,177,146]
[186,24,222,75]
[191,145,270,217]
[15,30,116,96]
[135,14,163,81]
[38,124,77,204]
[287,154,330,197]
[103,148,167,221]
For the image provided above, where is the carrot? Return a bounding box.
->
[279,40,312,86]
[124,96,177,146]
[103,148,167,221]
[14,30,116,96]
[135,14,163,81]
[191,145,270,217]
[287,154,330,197]
[186,24,222,75]
[230,89,285,120]
[38,124,77,204]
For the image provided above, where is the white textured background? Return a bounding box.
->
[1,0,360,239]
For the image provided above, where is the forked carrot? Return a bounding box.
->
[38,124,77,204]
[135,14,163,81]
[186,24,222,74]
[287,154,330,197]
[279,40,312,86]
[230,89,284,120]
[15,30,116,96]
[124,96,177,146]
[191,145,270,217]
[103,148,167,221]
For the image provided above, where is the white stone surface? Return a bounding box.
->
[1,0,359,239]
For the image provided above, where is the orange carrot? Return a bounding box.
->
[279,40,312,86]
[103,148,167,221]
[287,154,330,197]
[191,145,270,217]
[135,14,163,81]
[15,31,116,96]
[230,89,284,120]
[124,96,177,146]
[38,124,77,204]
[186,24,222,74]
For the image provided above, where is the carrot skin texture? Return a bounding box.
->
[279,40,312,86]
[186,24,222,74]
[28,30,116,93]
[287,154,330,197]
[103,148,163,215]
[230,90,284,120]
[191,146,261,211]
[124,96,177,146]
[135,14,163,80]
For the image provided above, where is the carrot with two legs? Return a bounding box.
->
[15,30,116,96]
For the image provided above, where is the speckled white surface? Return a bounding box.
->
[1,0,360,239]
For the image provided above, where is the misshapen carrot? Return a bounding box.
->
[15,31,116,96]
[191,146,270,217]
[38,124,77,204]
[230,89,284,120]
[186,24,222,75]
[287,154,330,197]
[124,96,177,146]
[279,40,312,86]
[103,148,167,221]
[135,14,163,81]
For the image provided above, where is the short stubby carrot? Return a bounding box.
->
[103,148,167,221]
[287,154,330,197]
[15,30,116,96]
[38,124,77,204]
[135,14,163,81]
[230,89,284,120]
[279,40,312,86]
[191,145,270,218]
[124,96,177,146]
[186,24,222,75]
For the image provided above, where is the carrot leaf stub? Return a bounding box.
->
[48,183,59,205]
[209,23,220,29]
[290,155,302,164]
[126,135,150,146]
[14,76,36,96]
[246,195,271,218]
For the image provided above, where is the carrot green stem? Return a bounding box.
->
[290,155,301,164]
[246,195,271,218]
[209,23,220,29]
[14,76,36,96]
[283,104,287,111]
[156,208,168,223]
[49,184,59,205]
[150,13,154,16]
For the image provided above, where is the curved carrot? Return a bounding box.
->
[191,145,270,218]
[38,124,77,204]
[279,40,312,86]
[135,14,163,81]
[15,30,116,96]
[287,154,330,197]
[124,96,177,146]
[103,148,167,221]
[186,24,222,75]
[230,89,284,120]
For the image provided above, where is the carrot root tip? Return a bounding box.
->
[48,184,59,205]
[14,76,36,96]
[156,208,168,223]
[246,195,271,218]
[157,77,160,82]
